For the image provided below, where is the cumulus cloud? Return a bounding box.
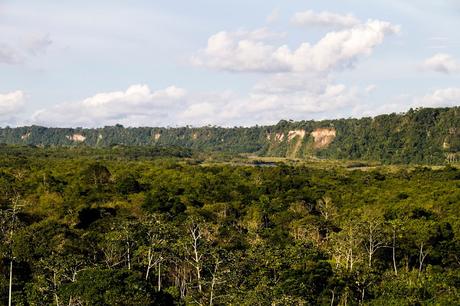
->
[275,20,400,73]
[356,88,460,118]
[246,77,359,122]
[417,88,460,107]
[0,91,25,115]
[422,53,460,74]
[191,28,288,73]
[0,91,25,125]
[175,80,360,126]
[32,85,188,127]
[193,20,399,74]
[29,79,365,127]
[188,16,401,124]
[291,10,360,28]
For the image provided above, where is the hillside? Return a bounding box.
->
[1,107,459,164]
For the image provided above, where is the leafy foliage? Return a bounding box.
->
[0,146,458,305]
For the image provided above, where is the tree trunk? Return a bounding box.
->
[180,267,186,299]
[195,256,202,292]
[368,250,372,268]
[418,243,428,276]
[146,248,152,280]
[190,224,202,293]
[53,271,60,306]
[127,241,131,270]
[350,248,354,272]
[368,234,373,268]
[8,260,13,306]
[158,262,161,291]
[419,243,424,272]
[209,259,220,306]
[146,265,151,281]
[392,229,398,275]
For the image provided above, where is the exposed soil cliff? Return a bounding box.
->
[311,128,336,149]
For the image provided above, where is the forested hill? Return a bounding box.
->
[1,107,459,164]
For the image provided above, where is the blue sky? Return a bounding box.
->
[1,0,459,127]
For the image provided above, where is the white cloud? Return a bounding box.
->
[175,83,360,127]
[29,80,366,127]
[417,88,460,107]
[422,53,460,74]
[188,17,399,124]
[0,91,25,116]
[246,78,359,121]
[191,28,288,73]
[356,88,460,118]
[0,90,25,125]
[291,10,360,28]
[31,85,188,127]
[275,20,400,73]
[193,20,400,74]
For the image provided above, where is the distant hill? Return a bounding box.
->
[1,107,459,164]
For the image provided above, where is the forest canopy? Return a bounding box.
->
[0,146,459,305]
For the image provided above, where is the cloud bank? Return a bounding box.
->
[29,81,362,127]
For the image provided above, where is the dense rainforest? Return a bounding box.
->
[1,107,459,164]
[0,145,459,305]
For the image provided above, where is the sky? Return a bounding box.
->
[1,0,460,127]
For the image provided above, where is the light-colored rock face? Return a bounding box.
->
[287,130,306,142]
[21,132,31,140]
[274,133,285,142]
[154,133,161,141]
[311,128,336,148]
[66,134,86,142]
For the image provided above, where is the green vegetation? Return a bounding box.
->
[0,145,459,305]
[1,107,459,164]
